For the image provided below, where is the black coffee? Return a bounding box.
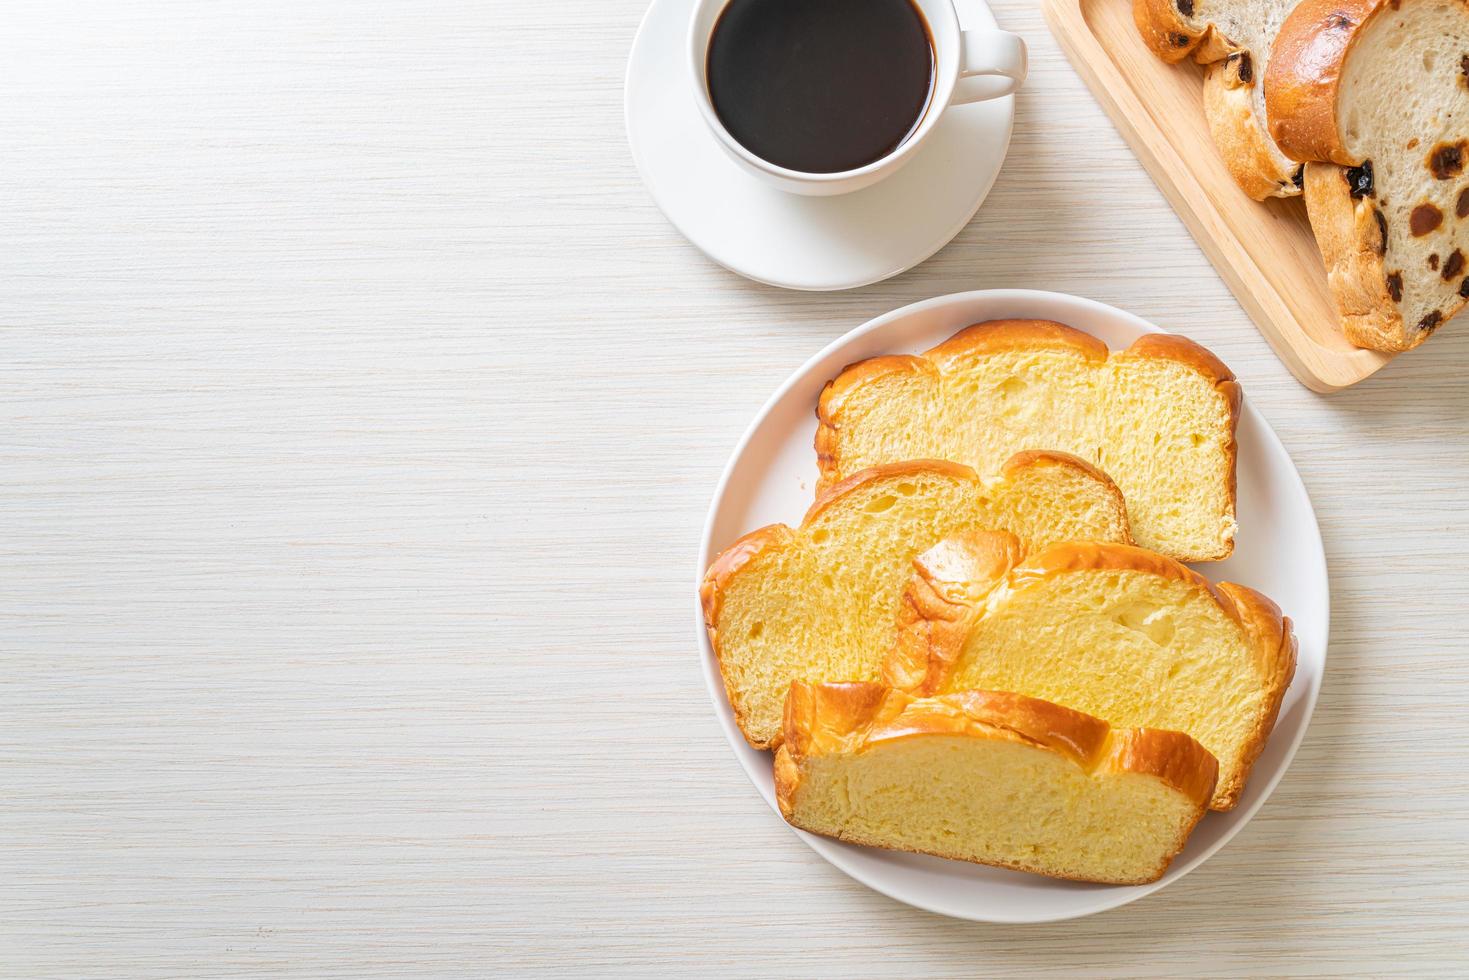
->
[706,0,935,174]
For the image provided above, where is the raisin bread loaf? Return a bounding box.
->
[884,531,1296,810]
[815,320,1241,563]
[700,455,1131,749]
[1266,0,1469,350]
[1134,0,1305,199]
[775,682,1218,885]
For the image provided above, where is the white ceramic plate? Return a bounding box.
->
[624,0,1014,291]
[695,289,1328,922]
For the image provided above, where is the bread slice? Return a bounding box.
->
[1265,0,1469,351]
[1134,0,1305,199]
[815,320,1241,563]
[701,455,1132,749]
[775,681,1218,885]
[884,531,1296,810]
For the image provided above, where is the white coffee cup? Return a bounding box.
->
[688,0,1026,196]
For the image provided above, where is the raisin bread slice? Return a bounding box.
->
[1266,0,1469,351]
[1135,0,1305,199]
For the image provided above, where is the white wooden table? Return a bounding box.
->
[4,1,1468,975]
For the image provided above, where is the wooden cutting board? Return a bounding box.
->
[1042,0,1394,391]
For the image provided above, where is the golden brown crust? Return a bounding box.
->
[1300,163,1437,352]
[1264,0,1388,166]
[781,681,1218,807]
[908,531,1027,607]
[1202,60,1305,200]
[886,536,1295,809]
[802,458,978,526]
[814,355,936,483]
[814,323,1109,490]
[701,457,1131,750]
[998,451,1135,539]
[813,320,1240,560]
[1006,540,1227,604]
[1097,727,1221,817]
[816,354,934,413]
[698,523,797,748]
[1132,0,1209,64]
[1125,332,1235,387]
[807,453,1131,529]
[884,531,1026,693]
[1212,582,1298,809]
[777,681,1218,882]
[924,318,1109,368]
[1302,164,1398,349]
[779,680,904,762]
[698,524,793,629]
[997,449,1108,487]
[1135,0,1301,200]
[772,742,801,821]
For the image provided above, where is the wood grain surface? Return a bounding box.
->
[3,0,1467,976]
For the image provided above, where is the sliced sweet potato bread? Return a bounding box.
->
[1266,0,1469,350]
[1135,0,1305,199]
[700,455,1131,749]
[815,320,1241,562]
[775,682,1218,885]
[883,530,1296,810]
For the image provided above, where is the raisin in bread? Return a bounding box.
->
[775,682,1218,885]
[700,455,1131,749]
[884,531,1296,810]
[1266,0,1469,350]
[815,320,1241,563]
[1135,0,1305,199]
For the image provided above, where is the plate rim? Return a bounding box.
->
[693,288,1329,923]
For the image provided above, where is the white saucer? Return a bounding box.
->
[695,290,1328,922]
[624,0,1016,291]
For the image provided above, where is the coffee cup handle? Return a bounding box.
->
[952,30,1027,105]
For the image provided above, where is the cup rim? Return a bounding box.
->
[687,0,962,185]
